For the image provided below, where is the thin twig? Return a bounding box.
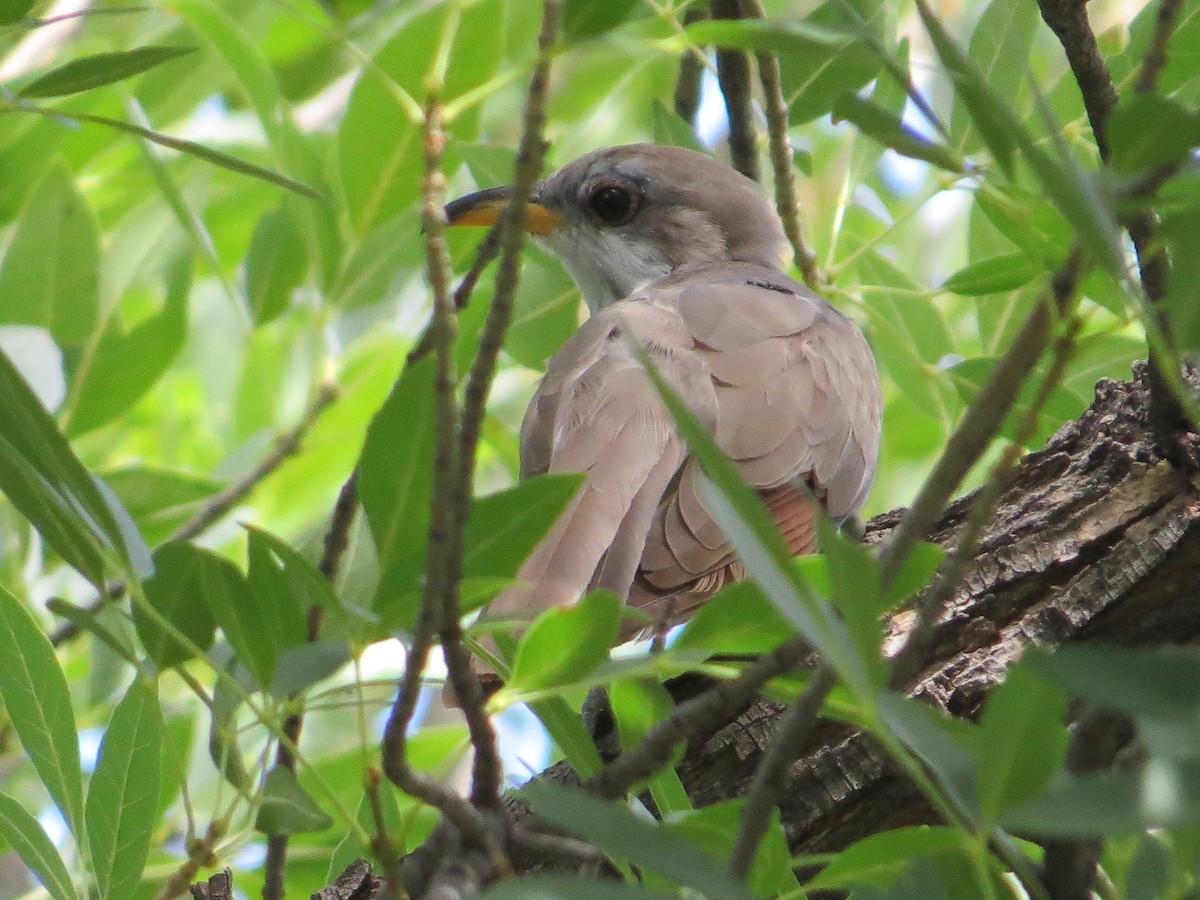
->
[587,636,812,799]
[48,383,340,648]
[878,249,1083,595]
[1135,0,1184,95]
[263,469,361,898]
[738,0,821,288]
[155,822,224,900]
[448,0,560,812]
[729,664,835,878]
[710,0,760,181]
[379,94,490,847]
[170,382,340,543]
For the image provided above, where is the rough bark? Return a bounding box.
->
[531,362,1200,854]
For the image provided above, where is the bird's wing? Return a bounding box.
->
[633,271,881,622]
[491,268,880,634]
[488,300,718,621]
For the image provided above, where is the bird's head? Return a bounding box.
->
[445,144,790,311]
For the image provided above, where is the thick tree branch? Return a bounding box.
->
[1035,0,1192,462]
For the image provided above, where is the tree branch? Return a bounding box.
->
[737,0,820,288]
[1035,0,1193,463]
[449,0,559,810]
[710,0,760,181]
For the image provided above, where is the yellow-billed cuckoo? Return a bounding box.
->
[446,144,881,661]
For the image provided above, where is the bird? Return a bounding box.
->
[445,143,881,671]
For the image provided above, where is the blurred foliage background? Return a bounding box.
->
[0,0,1196,896]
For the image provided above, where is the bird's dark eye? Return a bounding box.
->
[587,184,637,225]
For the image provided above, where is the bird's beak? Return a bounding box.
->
[444,185,563,235]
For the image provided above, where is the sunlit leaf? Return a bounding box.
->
[833,95,963,172]
[86,679,162,900]
[505,590,621,695]
[137,542,219,670]
[256,766,333,835]
[0,160,98,345]
[0,348,134,585]
[0,587,83,835]
[19,46,194,98]
[0,793,78,900]
[358,356,437,629]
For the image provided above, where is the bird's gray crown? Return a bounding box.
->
[533,144,791,310]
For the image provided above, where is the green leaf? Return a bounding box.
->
[246,528,310,651]
[504,591,621,696]
[563,0,641,41]
[976,664,1068,824]
[358,356,437,628]
[853,249,957,422]
[340,0,503,234]
[948,355,1088,447]
[64,255,190,436]
[521,781,757,900]
[480,877,676,900]
[19,105,323,199]
[0,160,99,345]
[611,678,691,816]
[0,0,36,25]
[0,347,141,585]
[775,0,886,125]
[136,542,218,670]
[507,248,584,371]
[884,542,944,607]
[0,793,78,900]
[256,766,333,835]
[665,802,799,897]
[527,697,604,779]
[0,590,83,835]
[86,679,163,900]
[99,465,222,548]
[1026,644,1200,757]
[460,474,583,609]
[208,646,252,790]
[817,517,886,686]
[832,95,964,172]
[877,693,979,820]
[271,641,351,697]
[19,47,194,98]
[949,0,1038,155]
[1108,94,1200,175]
[940,253,1042,296]
[200,545,278,691]
[243,526,339,616]
[807,826,965,890]
[1000,769,1147,837]
[245,204,307,325]
[1160,205,1200,354]
[916,1,1019,173]
[672,580,793,656]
